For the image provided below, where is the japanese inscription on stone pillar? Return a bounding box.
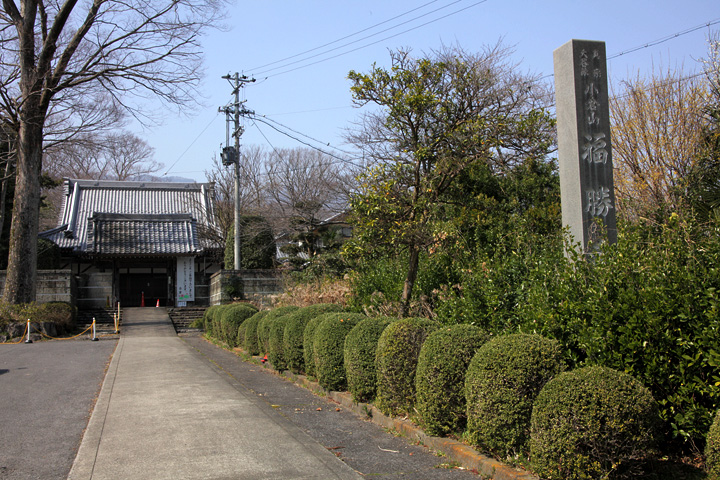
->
[554,39,617,253]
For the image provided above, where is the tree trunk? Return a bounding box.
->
[3,116,43,304]
[401,245,420,316]
[0,153,13,249]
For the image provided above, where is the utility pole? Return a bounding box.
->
[219,73,255,270]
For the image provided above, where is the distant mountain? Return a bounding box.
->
[133,174,201,183]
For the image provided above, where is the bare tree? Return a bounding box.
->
[264,148,348,246]
[0,0,228,303]
[610,67,710,220]
[704,31,720,109]
[44,133,104,179]
[203,145,352,263]
[40,129,162,229]
[204,144,267,240]
[103,132,159,180]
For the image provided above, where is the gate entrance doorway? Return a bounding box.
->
[118,262,172,307]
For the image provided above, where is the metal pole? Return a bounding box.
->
[233,73,242,271]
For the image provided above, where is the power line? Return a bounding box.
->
[163,112,220,176]
[257,0,488,79]
[249,115,366,169]
[250,120,366,182]
[248,0,444,72]
[253,0,470,77]
[167,14,717,179]
[608,18,720,60]
[538,18,720,86]
[257,115,356,156]
[610,71,707,102]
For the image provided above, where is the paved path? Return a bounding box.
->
[69,308,361,480]
[0,334,117,479]
[183,336,480,479]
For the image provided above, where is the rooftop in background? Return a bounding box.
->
[41,179,220,257]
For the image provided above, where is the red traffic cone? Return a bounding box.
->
[261,354,267,364]
[156,299,160,307]
[141,292,145,307]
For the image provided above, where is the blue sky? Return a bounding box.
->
[142,1,720,182]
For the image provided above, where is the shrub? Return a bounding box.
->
[268,316,291,370]
[266,304,340,371]
[0,302,41,330]
[344,316,395,403]
[303,314,327,378]
[465,333,565,458]
[283,303,344,374]
[706,410,720,479]
[203,305,219,336]
[257,306,298,354]
[211,305,232,341]
[189,318,204,329]
[312,313,365,391]
[487,218,720,449]
[38,302,76,333]
[375,317,440,416]
[236,318,246,346]
[415,324,488,437]
[220,304,258,347]
[530,366,660,480]
[243,310,270,356]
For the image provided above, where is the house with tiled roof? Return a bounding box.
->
[40,179,222,308]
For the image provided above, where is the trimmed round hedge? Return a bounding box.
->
[236,318,246,347]
[706,409,720,479]
[344,316,395,403]
[303,314,330,378]
[211,305,232,341]
[465,333,565,457]
[312,313,365,391]
[203,305,220,336]
[220,304,258,347]
[415,324,488,437]
[242,310,270,356]
[375,317,440,417]
[257,306,299,354]
[283,304,344,374]
[530,366,660,480]
[268,316,291,370]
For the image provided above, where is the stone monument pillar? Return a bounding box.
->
[554,39,617,253]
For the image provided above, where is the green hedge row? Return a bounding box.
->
[206,304,696,479]
[312,312,365,391]
[284,303,343,374]
[203,304,258,347]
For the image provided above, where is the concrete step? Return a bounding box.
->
[167,306,207,331]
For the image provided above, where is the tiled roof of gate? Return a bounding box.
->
[41,179,220,256]
[86,213,200,256]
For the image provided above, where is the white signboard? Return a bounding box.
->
[176,257,195,304]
